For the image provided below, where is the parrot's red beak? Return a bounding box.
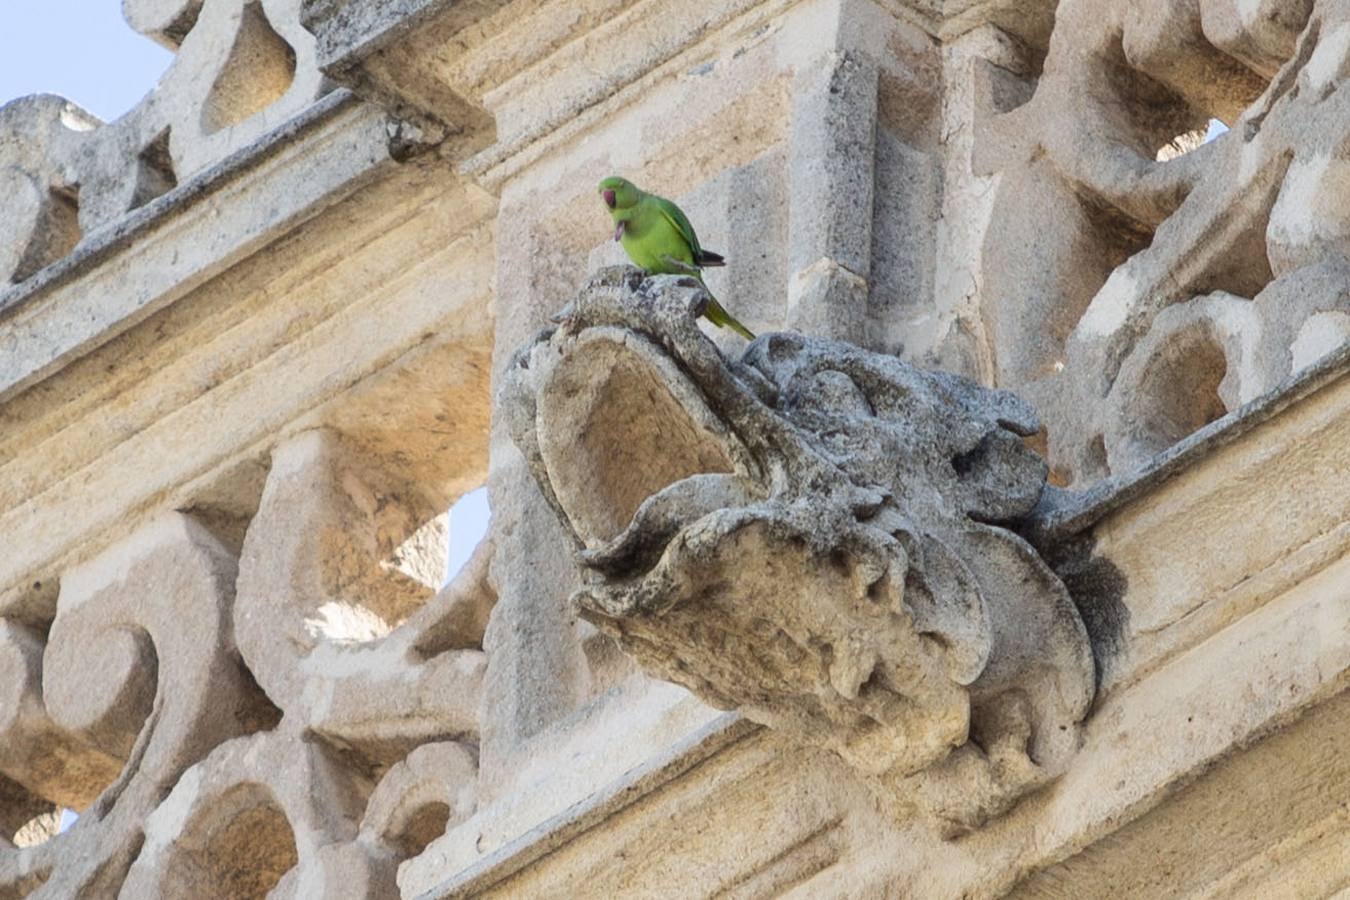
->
[602,189,616,209]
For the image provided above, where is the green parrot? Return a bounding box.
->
[597,176,755,340]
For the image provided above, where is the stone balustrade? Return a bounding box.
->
[0,0,329,288]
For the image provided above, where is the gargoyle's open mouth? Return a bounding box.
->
[532,329,760,570]
[503,268,1096,803]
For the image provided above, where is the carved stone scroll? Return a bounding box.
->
[969,0,1350,483]
[234,429,488,767]
[0,514,266,896]
[0,434,493,897]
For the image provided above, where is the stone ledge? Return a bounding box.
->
[1013,686,1350,898]
[413,713,755,899]
[0,91,378,401]
[1030,341,1350,546]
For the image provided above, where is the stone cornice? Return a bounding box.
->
[0,91,376,401]
[410,713,755,898]
[1030,340,1350,544]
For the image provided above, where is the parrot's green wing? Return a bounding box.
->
[644,193,754,340]
[651,195,704,261]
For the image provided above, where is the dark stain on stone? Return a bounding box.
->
[1043,531,1129,691]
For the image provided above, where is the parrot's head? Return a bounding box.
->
[598,176,640,214]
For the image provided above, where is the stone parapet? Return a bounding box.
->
[0,0,331,289]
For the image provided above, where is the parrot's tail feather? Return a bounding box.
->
[696,249,727,267]
[728,319,756,340]
[705,297,756,341]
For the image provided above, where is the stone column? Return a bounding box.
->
[785,50,879,343]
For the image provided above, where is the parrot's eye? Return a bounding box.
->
[603,189,616,209]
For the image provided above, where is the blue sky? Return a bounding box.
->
[447,487,490,583]
[0,3,172,121]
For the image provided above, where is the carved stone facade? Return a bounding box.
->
[1,1,1347,898]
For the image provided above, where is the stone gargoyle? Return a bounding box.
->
[501,267,1095,832]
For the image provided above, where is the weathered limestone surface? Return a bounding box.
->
[964,0,1350,485]
[503,269,1094,833]
[0,0,1347,897]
